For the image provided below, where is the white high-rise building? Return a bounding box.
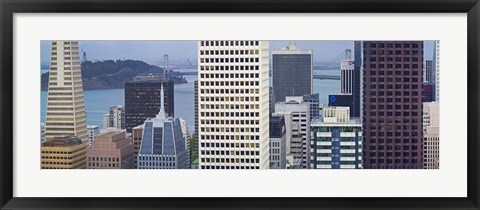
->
[103,105,125,130]
[198,40,270,169]
[45,41,87,142]
[87,125,100,146]
[433,41,440,102]
[423,102,439,169]
[274,96,310,169]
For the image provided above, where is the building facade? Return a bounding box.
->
[131,125,143,168]
[310,107,363,169]
[303,93,320,119]
[363,41,424,169]
[41,136,87,169]
[137,85,189,169]
[272,45,313,104]
[433,41,440,102]
[103,105,125,130]
[274,96,310,168]
[352,41,363,118]
[198,40,270,169]
[125,76,174,132]
[269,116,287,169]
[425,60,433,83]
[44,40,88,142]
[87,130,135,169]
[341,60,355,94]
[87,125,100,146]
[423,102,439,169]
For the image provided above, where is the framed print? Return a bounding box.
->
[1,0,479,209]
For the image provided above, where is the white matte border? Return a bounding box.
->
[14,13,467,197]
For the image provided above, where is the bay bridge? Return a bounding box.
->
[175,71,340,80]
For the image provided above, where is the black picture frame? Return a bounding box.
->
[1,0,479,209]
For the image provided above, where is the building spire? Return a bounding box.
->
[160,83,165,115]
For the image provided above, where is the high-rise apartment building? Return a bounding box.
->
[131,125,143,168]
[87,130,135,169]
[44,41,87,142]
[137,85,189,169]
[310,107,363,169]
[198,40,270,169]
[363,41,424,169]
[87,125,100,146]
[125,76,174,132]
[423,102,439,169]
[41,136,87,169]
[272,45,313,104]
[269,116,287,169]
[274,96,310,168]
[193,80,199,161]
[103,105,125,130]
[352,41,363,118]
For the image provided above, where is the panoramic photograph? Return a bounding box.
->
[40,40,439,170]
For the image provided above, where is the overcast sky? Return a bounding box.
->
[41,40,435,67]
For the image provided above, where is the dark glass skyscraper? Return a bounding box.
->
[363,41,424,169]
[124,76,174,132]
[272,45,312,104]
[352,41,362,118]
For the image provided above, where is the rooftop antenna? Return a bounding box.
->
[157,83,167,119]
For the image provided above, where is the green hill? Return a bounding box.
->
[41,59,186,90]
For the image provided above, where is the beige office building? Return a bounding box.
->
[44,41,87,142]
[41,136,87,169]
[423,102,440,169]
[198,40,270,169]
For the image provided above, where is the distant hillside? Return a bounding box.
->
[41,60,186,90]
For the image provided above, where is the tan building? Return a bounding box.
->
[87,130,134,169]
[45,40,87,142]
[132,125,144,168]
[423,102,440,169]
[41,136,87,169]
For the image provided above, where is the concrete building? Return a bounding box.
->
[87,125,100,147]
[179,118,191,167]
[193,80,199,161]
[198,40,270,169]
[131,125,143,168]
[103,105,125,130]
[425,60,433,83]
[274,96,310,168]
[137,85,189,169]
[272,45,313,104]
[269,116,287,169]
[423,102,440,169]
[310,107,363,169]
[41,136,87,169]
[303,93,320,119]
[363,41,424,169]
[44,40,87,142]
[87,130,134,169]
[125,76,174,132]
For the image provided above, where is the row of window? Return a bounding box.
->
[200,134,261,140]
[367,111,421,117]
[200,119,260,125]
[369,125,419,130]
[368,131,420,137]
[366,158,420,164]
[368,43,421,48]
[88,162,120,168]
[201,150,260,156]
[367,77,420,83]
[200,81,260,87]
[200,73,259,79]
[369,84,420,89]
[369,104,420,109]
[368,56,420,62]
[366,50,421,56]
[200,142,260,148]
[366,138,419,144]
[200,41,259,47]
[201,127,260,133]
[367,63,421,69]
[201,88,259,94]
[201,104,260,111]
[200,49,260,56]
[200,65,261,71]
[367,145,419,150]
[201,158,260,164]
[201,165,261,169]
[367,97,420,104]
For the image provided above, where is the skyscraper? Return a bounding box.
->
[272,45,313,104]
[363,41,424,169]
[303,93,320,119]
[425,60,433,83]
[352,41,363,118]
[103,105,125,130]
[124,76,174,132]
[137,85,189,169]
[274,96,310,169]
[87,130,135,169]
[422,102,439,169]
[198,40,270,169]
[87,125,100,146]
[340,60,354,94]
[44,41,87,142]
[310,107,363,169]
[269,116,287,169]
